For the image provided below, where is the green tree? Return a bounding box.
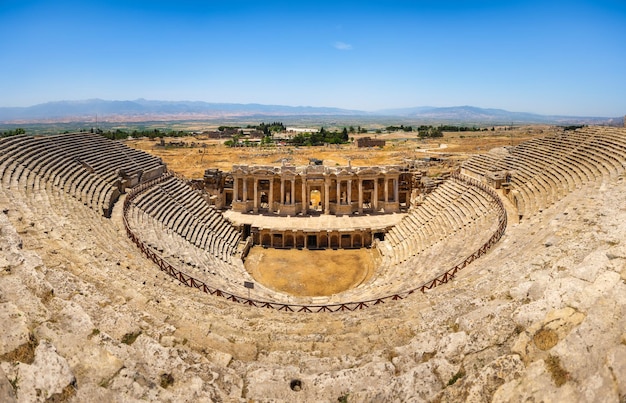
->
[341,127,349,141]
[1,127,26,138]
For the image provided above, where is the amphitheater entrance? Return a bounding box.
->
[309,189,322,212]
[361,179,375,212]
[258,179,270,212]
[244,246,376,297]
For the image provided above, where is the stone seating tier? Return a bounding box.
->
[0,133,166,217]
[130,175,242,263]
[380,176,501,266]
[461,127,626,218]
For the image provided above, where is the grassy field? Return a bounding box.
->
[125,126,552,179]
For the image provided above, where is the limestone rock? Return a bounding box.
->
[569,271,621,311]
[493,360,579,402]
[606,345,626,399]
[0,303,31,359]
[0,367,17,403]
[466,354,525,401]
[203,348,233,368]
[246,361,396,402]
[571,250,609,282]
[512,306,585,363]
[553,298,625,388]
[605,244,626,260]
[1,340,75,403]
[457,300,517,354]
[389,360,443,401]
[576,365,620,403]
[2,128,626,402]
[436,331,467,364]
[435,354,525,403]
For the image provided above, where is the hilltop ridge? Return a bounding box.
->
[0,99,620,126]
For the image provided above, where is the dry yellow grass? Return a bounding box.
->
[125,126,551,179]
[243,246,375,297]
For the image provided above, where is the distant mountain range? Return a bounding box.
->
[0,99,621,126]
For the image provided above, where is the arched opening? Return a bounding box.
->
[296,235,305,249]
[319,234,328,248]
[341,234,351,248]
[272,233,283,248]
[284,234,294,248]
[310,189,322,211]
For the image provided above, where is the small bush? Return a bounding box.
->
[9,375,19,391]
[545,355,568,386]
[447,370,465,386]
[121,331,141,345]
[160,373,174,389]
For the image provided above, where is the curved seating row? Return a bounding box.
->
[0,133,166,217]
[379,176,503,266]
[125,204,284,301]
[461,127,626,217]
[128,175,242,263]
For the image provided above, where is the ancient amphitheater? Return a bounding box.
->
[0,127,625,402]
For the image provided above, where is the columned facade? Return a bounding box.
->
[230,164,405,216]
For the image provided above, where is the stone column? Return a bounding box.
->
[291,179,295,204]
[394,177,399,202]
[242,177,248,202]
[373,178,379,211]
[358,179,363,214]
[347,179,352,211]
[336,179,341,205]
[384,177,389,203]
[233,176,239,201]
[253,177,258,212]
[280,178,285,205]
[324,178,330,214]
[268,178,274,213]
[301,177,307,214]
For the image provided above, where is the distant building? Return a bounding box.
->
[356,137,386,148]
[205,131,223,139]
[286,127,319,133]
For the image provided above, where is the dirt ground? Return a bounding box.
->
[243,246,376,297]
[125,126,551,179]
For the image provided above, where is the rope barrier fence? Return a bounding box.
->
[123,172,507,313]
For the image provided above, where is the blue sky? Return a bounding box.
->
[1,0,625,116]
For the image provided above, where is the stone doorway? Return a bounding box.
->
[362,190,373,211]
[309,189,322,212]
[258,180,270,211]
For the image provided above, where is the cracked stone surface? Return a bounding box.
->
[1,147,626,401]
